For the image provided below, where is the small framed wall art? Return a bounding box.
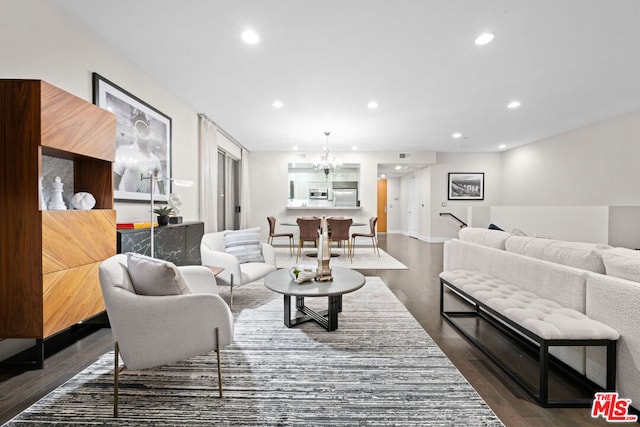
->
[448,172,484,200]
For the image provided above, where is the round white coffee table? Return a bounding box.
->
[264,266,366,331]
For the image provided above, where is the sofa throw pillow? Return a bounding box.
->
[126,253,191,296]
[603,247,640,282]
[459,227,510,250]
[505,236,610,273]
[224,227,265,264]
[543,241,610,274]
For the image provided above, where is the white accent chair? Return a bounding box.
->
[201,231,277,309]
[98,254,234,417]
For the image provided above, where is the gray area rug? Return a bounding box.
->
[5,277,502,426]
[274,247,408,270]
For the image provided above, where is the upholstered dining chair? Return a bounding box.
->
[351,217,381,258]
[98,253,234,417]
[296,217,321,262]
[327,217,353,260]
[201,228,277,309]
[267,216,294,256]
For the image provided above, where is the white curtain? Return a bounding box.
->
[198,114,218,233]
[240,148,250,229]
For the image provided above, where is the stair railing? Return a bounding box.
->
[439,212,467,229]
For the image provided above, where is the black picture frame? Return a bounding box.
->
[92,72,172,202]
[448,172,484,200]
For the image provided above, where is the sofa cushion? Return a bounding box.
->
[458,227,511,250]
[603,247,640,282]
[506,236,609,273]
[224,227,265,264]
[126,253,191,296]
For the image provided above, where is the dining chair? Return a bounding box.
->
[266,216,294,256]
[327,217,353,260]
[296,217,321,262]
[351,217,380,258]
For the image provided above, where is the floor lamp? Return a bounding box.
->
[141,172,193,258]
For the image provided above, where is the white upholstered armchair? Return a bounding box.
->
[201,229,277,309]
[98,254,234,417]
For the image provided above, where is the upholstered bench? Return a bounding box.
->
[440,269,619,407]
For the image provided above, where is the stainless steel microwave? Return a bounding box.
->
[309,188,328,199]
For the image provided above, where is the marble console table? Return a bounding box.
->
[117,221,204,265]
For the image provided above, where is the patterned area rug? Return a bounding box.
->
[5,278,502,426]
[274,247,408,270]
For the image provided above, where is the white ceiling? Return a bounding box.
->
[53,0,640,155]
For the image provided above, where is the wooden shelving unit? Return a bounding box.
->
[0,80,116,366]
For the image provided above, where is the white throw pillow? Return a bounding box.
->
[224,227,265,264]
[126,253,191,296]
[543,241,610,273]
[458,227,511,250]
[506,236,609,273]
[603,247,640,282]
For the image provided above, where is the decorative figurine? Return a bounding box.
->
[316,216,333,281]
[48,176,67,210]
[71,192,96,210]
[167,192,184,224]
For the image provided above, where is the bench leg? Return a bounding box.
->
[539,342,549,406]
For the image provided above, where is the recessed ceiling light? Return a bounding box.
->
[507,100,521,109]
[498,144,507,149]
[452,132,462,139]
[272,100,283,109]
[395,165,402,170]
[367,101,378,109]
[352,146,358,151]
[474,32,494,46]
[380,174,386,179]
[292,146,298,151]
[241,30,260,45]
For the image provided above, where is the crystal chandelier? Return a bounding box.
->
[313,131,342,178]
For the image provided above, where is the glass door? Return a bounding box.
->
[217,150,240,231]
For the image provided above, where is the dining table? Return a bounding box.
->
[281,217,366,258]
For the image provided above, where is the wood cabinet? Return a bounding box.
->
[0,80,116,346]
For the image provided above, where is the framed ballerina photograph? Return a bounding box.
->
[93,72,172,202]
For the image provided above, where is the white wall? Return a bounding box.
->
[428,152,503,240]
[501,109,640,206]
[1,0,200,224]
[609,207,640,249]
[490,206,609,243]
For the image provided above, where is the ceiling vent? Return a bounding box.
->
[295,153,308,159]
[399,153,412,159]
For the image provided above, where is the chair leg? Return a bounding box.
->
[351,237,355,260]
[289,236,293,257]
[229,274,234,311]
[296,240,302,262]
[374,236,380,256]
[215,327,223,398]
[114,341,119,418]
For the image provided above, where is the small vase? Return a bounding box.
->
[157,215,170,226]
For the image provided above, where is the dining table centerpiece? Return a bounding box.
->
[315,216,333,281]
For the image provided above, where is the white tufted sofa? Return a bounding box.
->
[441,227,640,408]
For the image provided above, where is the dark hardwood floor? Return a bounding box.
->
[0,234,609,425]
